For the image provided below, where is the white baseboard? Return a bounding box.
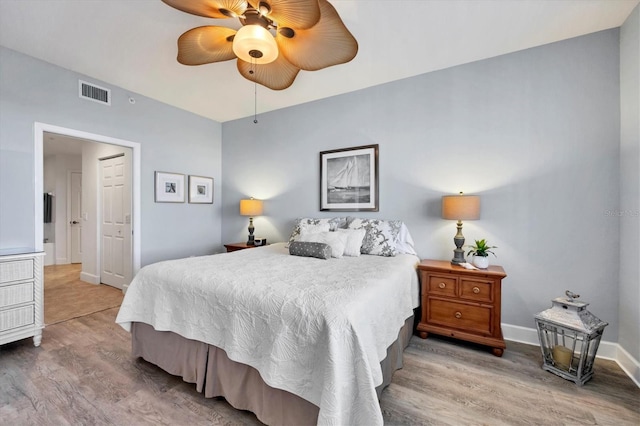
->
[80,271,100,285]
[502,323,639,387]
[616,344,640,387]
[56,257,68,264]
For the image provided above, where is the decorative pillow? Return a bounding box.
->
[289,241,332,260]
[287,217,348,245]
[336,228,366,257]
[346,218,403,257]
[298,231,349,258]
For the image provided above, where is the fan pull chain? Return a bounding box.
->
[254,80,258,124]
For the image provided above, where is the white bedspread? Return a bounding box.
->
[116,243,419,425]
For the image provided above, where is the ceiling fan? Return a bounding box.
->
[162,0,358,90]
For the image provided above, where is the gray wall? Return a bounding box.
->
[0,46,223,266]
[222,30,622,338]
[619,5,640,364]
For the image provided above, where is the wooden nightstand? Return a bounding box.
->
[224,242,260,252]
[416,259,507,357]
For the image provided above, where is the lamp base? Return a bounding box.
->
[451,249,466,265]
[247,217,255,246]
[451,221,466,265]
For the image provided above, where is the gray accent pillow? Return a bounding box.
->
[289,241,332,260]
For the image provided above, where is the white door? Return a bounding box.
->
[70,172,83,263]
[100,154,132,289]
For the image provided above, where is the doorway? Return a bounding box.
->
[35,122,141,292]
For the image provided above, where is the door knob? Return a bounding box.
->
[71,220,79,224]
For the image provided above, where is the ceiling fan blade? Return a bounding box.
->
[162,0,248,19]
[177,26,237,65]
[237,54,300,90]
[248,0,320,30]
[276,0,357,71]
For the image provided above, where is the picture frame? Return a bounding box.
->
[188,175,214,204]
[320,144,379,212]
[154,171,185,203]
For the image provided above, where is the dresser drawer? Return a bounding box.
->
[0,281,34,308]
[0,259,34,284]
[0,305,35,332]
[427,299,492,335]
[425,273,457,297]
[460,278,493,303]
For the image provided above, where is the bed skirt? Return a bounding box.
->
[131,315,415,425]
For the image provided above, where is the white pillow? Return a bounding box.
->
[336,228,366,257]
[287,217,347,245]
[298,222,330,237]
[298,231,349,258]
[395,223,418,256]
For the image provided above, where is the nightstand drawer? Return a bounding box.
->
[428,299,492,335]
[426,274,457,297]
[460,278,493,303]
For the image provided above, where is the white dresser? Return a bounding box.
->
[0,250,45,346]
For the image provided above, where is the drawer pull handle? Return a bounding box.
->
[438,282,446,289]
[455,311,462,319]
[473,286,480,294]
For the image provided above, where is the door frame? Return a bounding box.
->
[67,169,82,264]
[34,122,141,290]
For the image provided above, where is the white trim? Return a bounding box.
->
[67,169,82,265]
[34,131,44,252]
[79,271,100,285]
[615,344,640,387]
[34,122,141,281]
[502,323,639,387]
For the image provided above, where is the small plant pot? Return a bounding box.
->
[472,255,489,269]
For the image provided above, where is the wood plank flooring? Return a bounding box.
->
[1,298,638,424]
[44,264,124,325]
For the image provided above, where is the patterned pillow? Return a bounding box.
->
[287,217,348,244]
[289,241,332,260]
[346,218,403,257]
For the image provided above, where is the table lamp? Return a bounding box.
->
[442,192,480,264]
[240,198,263,245]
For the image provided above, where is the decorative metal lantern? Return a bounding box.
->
[534,290,608,385]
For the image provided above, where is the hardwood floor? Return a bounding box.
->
[1,298,638,424]
[44,264,124,325]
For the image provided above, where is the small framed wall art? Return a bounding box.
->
[320,144,379,211]
[188,175,214,204]
[155,171,185,203]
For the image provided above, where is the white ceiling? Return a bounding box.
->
[1,0,638,123]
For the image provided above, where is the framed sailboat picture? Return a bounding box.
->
[320,144,379,211]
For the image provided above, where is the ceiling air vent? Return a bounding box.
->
[79,80,111,105]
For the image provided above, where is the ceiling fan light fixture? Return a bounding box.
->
[232,24,278,64]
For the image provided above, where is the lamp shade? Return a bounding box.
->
[442,194,480,220]
[232,25,278,65]
[240,198,263,216]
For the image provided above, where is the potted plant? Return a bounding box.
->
[466,239,497,269]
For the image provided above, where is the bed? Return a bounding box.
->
[116,219,420,425]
